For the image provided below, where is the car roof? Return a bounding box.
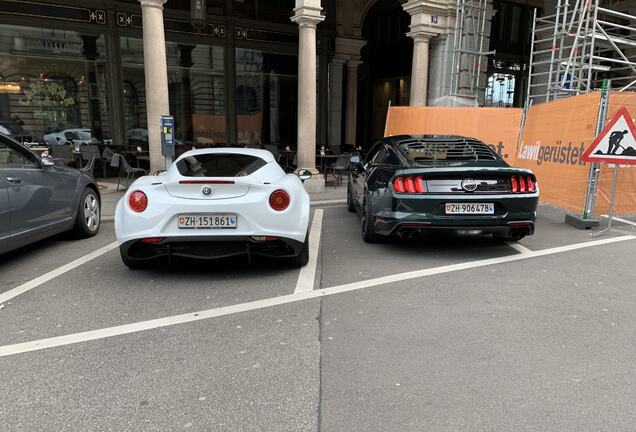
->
[383,134,482,144]
[176,147,276,163]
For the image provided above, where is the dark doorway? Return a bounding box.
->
[358,0,412,150]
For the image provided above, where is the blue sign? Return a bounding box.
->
[160,115,175,158]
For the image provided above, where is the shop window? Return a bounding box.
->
[0,24,110,148]
[120,37,226,155]
[235,48,298,149]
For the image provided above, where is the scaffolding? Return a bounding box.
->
[449,0,495,102]
[527,0,636,105]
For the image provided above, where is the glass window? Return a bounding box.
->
[0,25,110,149]
[235,48,297,150]
[0,141,38,168]
[120,37,226,156]
[176,153,266,177]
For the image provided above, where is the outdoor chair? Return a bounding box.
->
[111,153,147,191]
[101,147,116,177]
[49,145,75,167]
[80,155,97,176]
[325,154,351,186]
[78,145,101,171]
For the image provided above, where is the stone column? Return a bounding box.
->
[345,60,362,147]
[409,33,433,106]
[334,37,366,149]
[328,58,345,150]
[139,0,170,172]
[291,0,324,192]
[402,0,451,106]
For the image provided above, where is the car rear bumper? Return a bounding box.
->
[120,235,304,263]
[373,194,538,237]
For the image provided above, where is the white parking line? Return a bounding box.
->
[311,199,346,206]
[602,215,636,227]
[0,242,119,305]
[0,234,633,358]
[294,209,324,294]
[506,241,532,254]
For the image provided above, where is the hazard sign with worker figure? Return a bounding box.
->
[582,106,636,165]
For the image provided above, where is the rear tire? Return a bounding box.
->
[290,234,310,267]
[346,183,356,213]
[71,188,100,238]
[120,247,148,269]
[361,196,381,243]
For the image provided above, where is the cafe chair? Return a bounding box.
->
[79,145,101,171]
[80,155,97,176]
[50,144,75,167]
[111,153,147,191]
[325,154,351,186]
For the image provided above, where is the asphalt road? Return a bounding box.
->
[1,198,636,431]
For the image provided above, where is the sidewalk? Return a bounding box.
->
[98,179,346,220]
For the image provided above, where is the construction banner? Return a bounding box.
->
[384,106,522,162]
[515,92,600,213]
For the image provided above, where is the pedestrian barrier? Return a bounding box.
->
[384,92,636,216]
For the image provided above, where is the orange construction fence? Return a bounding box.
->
[384,92,636,216]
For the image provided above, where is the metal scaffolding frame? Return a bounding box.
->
[527,0,636,104]
[450,0,495,100]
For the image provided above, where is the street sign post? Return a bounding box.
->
[582,106,636,237]
[160,115,175,168]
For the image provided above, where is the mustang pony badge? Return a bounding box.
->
[460,179,478,192]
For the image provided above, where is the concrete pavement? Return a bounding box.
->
[1,202,636,431]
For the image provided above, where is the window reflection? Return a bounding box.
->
[120,37,226,156]
[0,25,110,149]
[235,48,297,150]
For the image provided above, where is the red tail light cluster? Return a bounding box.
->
[129,190,148,212]
[510,175,536,193]
[269,189,290,211]
[392,176,426,194]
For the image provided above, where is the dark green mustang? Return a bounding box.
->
[347,135,539,242]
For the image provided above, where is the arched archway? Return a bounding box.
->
[357,0,412,149]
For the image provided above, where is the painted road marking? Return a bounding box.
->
[0,242,119,305]
[0,235,633,358]
[294,209,324,294]
[506,241,532,254]
[311,199,346,206]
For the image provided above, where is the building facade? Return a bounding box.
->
[0,0,538,172]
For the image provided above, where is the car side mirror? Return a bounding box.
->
[41,156,55,168]
[298,169,312,183]
[350,153,365,173]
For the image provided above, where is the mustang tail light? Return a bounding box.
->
[269,189,290,211]
[129,190,148,212]
[510,175,536,193]
[392,176,426,194]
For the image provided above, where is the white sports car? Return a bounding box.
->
[115,148,312,268]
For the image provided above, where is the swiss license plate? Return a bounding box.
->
[445,203,494,215]
[178,214,237,229]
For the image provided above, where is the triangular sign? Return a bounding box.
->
[582,106,636,165]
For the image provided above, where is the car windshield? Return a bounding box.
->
[398,137,500,165]
[176,153,267,177]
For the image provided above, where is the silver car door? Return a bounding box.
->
[0,139,69,235]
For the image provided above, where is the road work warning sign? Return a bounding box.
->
[582,107,636,165]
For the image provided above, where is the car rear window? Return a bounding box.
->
[176,153,267,177]
[398,138,499,164]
